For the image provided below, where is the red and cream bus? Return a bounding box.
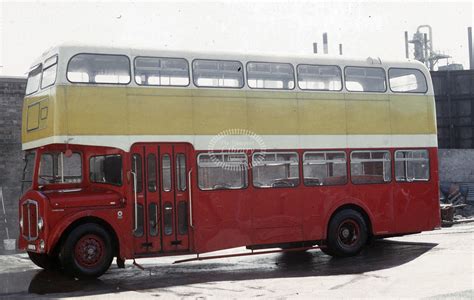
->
[19,45,440,278]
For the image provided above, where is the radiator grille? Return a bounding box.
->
[21,200,38,241]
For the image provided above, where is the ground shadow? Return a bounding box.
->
[0,239,437,297]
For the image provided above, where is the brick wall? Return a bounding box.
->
[0,77,26,248]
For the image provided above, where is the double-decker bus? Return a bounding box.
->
[19,44,440,278]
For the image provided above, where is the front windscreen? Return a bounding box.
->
[38,152,82,185]
[21,151,36,193]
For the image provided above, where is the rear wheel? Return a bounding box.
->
[59,223,114,278]
[324,209,368,257]
[27,252,60,270]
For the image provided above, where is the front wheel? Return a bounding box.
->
[324,209,368,257]
[59,223,114,278]
[28,252,60,270]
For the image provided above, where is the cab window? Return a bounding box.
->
[38,152,82,185]
[90,155,123,186]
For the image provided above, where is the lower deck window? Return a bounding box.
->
[89,155,122,185]
[303,151,347,186]
[252,152,299,188]
[350,151,391,184]
[395,150,429,181]
[198,153,248,190]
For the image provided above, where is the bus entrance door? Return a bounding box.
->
[131,143,190,255]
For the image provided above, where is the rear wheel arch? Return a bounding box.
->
[326,203,373,242]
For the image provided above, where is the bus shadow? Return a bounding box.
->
[25,239,437,296]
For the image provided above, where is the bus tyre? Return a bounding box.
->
[28,252,60,270]
[325,209,368,257]
[59,223,113,278]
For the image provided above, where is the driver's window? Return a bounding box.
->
[39,152,82,185]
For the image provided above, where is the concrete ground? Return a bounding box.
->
[0,223,473,299]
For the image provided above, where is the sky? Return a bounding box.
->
[0,0,472,76]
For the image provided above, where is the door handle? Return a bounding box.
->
[188,169,193,228]
[131,171,138,232]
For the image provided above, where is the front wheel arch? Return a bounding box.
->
[53,217,120,261]
[59,222,114,278]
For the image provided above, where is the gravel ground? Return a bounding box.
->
[0,223,473,299]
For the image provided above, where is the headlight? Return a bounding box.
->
[37,217,44,231]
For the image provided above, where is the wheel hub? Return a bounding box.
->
[74,234,105,268]
[337,219,360,247]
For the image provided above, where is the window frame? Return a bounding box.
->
[192,58,245,89]
[38,151,83,185]
[40,55,58,89]
[296,64,343,92]
[196,152,249,191]
[350,150,392,185]
[66,53,132,85]
[176,153,187,192]
[251,151,300,189]
[246,61,296,90]
[25,63,43,96]
[302,150,348,186]
[161,154,172,192]
[344,66,387,93]
[89,154,123,186]
[133,56,191,87]
[388,67,428,94]
[394,149,430,182]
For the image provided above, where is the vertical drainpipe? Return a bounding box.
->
[446,70,455,148]
[404,31,409,59]
[323,33,328,54]
[423,33,430,70]
[468,27,473,70]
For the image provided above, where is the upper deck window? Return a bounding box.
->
[297,65,342,91]
[193,59,244,88]
[25,64,42,95]
[247,62,295,89]
[345,67,386,92]
[67,53,131,84]
[389,68,428,93]
[135,57,189,86]
[41,55,58,89]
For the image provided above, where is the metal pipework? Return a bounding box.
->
[323,33,328,54]
[468,27,473,70]
[404,31,409,59]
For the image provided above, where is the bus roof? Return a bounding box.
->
[28,43,428,72]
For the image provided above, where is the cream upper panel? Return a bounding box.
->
[29,44,434,96]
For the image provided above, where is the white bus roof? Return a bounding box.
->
[28,43,428,72]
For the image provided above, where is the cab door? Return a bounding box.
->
[131,143,190,255]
